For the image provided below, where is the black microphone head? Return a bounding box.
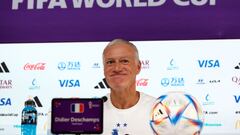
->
[102,96,108,102]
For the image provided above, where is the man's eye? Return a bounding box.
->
[120,59,129,64]
[106,60,114,64]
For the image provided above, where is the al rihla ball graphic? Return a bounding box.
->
[150,91,204,135]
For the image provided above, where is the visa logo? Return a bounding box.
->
[59,80,80,87]
[234,95,240,103]
[198,60,220,68]
[0,98,11,106]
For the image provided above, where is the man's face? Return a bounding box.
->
[103,44,141,90]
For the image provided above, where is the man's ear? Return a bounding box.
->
[136,60,141,74]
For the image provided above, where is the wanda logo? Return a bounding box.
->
[24,63,46,70]
[136,79,148,86]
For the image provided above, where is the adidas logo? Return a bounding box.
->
[0,62,10,73]
[33,96,43,107]
[94,78,110,89]
[235,63,240,69]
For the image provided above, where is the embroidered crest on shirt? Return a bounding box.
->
[112,122,129,135]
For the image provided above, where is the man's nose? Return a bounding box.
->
[113,62,122,71]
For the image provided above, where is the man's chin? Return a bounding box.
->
[109,77,126,84]
[109,83,127,91]
[110,75,126,80]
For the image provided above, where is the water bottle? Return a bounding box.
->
[21,99,37,135]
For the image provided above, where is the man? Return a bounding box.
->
[102,39,156,134]
[47,39,156,135]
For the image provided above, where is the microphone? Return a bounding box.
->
[102,96,108,102]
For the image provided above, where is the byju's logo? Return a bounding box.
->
[234,95,240,103]
[94,78,110,89]
[0,80,12,89]
[0,98,11,106]
[235,63,240,69]
[167,59,179,70]
[198,60,220,68]
[0,62,10,73]
[161,77,184,87]
[204,122,222,127]
[59,80,80,87]
[58,61,80,71]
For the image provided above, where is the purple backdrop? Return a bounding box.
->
[0,0,240,43]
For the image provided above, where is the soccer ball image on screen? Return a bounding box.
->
[150,91,204,135]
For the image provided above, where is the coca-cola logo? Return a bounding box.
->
[24,63,46,70]
[136,79,148,86]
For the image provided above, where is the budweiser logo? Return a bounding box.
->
[24,63,46,70]
[136,79,148,86]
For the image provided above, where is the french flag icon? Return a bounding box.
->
[71,103,84,113]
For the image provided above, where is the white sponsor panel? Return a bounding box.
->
[0,40,240,134]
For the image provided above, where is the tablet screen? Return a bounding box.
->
[51,98,103,134]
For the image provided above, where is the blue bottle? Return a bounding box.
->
[21,99,37,135]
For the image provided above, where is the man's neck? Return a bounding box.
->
[110,89,140,109]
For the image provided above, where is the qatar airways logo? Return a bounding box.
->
[0,80,12,89]
[24,63,46,71]
[141,60,150,69]
[232,76,240,86]
[136,79,148,86]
